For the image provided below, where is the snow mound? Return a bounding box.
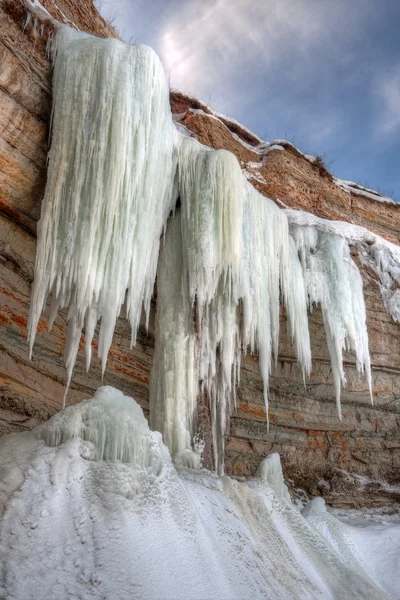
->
[301,496,327,516]
[0,388,396,599]
[38,386,164,472]
[256,452,291,501]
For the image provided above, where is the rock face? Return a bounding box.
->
[1,0,399,506]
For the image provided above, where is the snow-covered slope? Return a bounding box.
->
[0,386,398,600]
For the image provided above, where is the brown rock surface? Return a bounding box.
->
[1,1,399,507]
[171,91,400,245]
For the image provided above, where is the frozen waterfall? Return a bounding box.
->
[28,27,176,403]
[151,135,312,471]
[28,27,374,471]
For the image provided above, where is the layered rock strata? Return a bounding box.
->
[1,0,399,505]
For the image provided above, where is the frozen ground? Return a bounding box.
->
[0,386,398,600]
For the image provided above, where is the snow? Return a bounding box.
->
[269,139,317,163]
[244,169,268,185]
[28,27,176,404]
[307,507,400,599]
[0,387,398,600]
[171,89,264,144]
[301,496,327,516]
[333,177,398,205]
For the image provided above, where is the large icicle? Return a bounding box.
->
[150,134,311,472]
[291,225,372,416]
[28,28,176,402]
[149,210,199,465]
[241,183,312,427]
[177,137,244,472]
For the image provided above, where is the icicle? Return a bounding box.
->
[151,134,311,473]
[240,183,312,429]
[291,225,373,416]
[176,137,244,473]
[28,28,176,397]
[256,452,291,501]
[149,210,199,461]
[178,136,244,308]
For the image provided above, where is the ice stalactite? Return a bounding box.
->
[256,452,291,501]
[290,225,372,417]
[177,137,244,472]
[240,184,312,424]
[150,135,311,472]
[28,27,176,404]
[149,210,200,467]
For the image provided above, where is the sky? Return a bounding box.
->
[95,0,400,200]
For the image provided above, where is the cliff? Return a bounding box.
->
[1,0,399,507]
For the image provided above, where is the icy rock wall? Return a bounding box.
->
[27,27,375,474]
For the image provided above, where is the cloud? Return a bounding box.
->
[157,0,367,102]
[375,66,400,136]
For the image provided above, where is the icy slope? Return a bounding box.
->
[0,387,397,600]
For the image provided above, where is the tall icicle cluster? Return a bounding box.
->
[29,28,373,474]
[28,28,176,402]
[290,225,372,416]
[149,211,198,460]
[151,135,312,472]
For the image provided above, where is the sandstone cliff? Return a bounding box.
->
[1,0,399,507]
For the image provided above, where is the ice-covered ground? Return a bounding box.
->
[0,386,398,600]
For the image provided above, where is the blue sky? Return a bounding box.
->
[96,0,400,199]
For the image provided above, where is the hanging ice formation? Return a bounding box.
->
[149,210,199,464]
[28,27,176,404]
[151,135,312,472]
[28,27,372,472]
[290,225,372,417]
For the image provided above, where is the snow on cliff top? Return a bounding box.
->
[172,90,398,206]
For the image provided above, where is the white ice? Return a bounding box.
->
[256,452,291,502]
[150,135,311,472]
[149,209,199,463]
[286,209,400,324]
[27,27,399,476]
[290,223,372,416]
[0,388,396,600]
[28,27,176,403]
